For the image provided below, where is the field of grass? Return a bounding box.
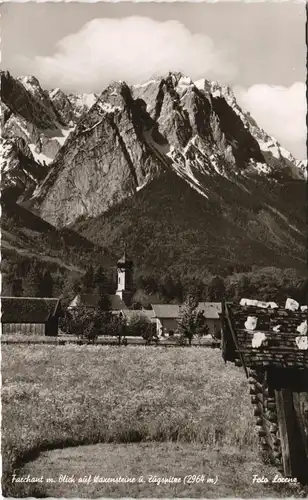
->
[2,345,306,497]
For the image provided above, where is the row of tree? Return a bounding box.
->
[5,261,54,297]
[134,267,307,306]
[60,294,210,346]
[60,308,158,344]
[3,257,307,308]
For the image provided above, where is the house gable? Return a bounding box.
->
[1,297,61,324]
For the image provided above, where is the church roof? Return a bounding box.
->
[68,294,126,311]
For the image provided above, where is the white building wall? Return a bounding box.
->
[156,318,179,336]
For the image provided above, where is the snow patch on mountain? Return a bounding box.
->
[28,144,53,165]
[17,75,42,96]
[97,101,122,114]
[68,92,98,117]
[176,76,194,90]
[133,79,158,89]
[57,127,75,146]
[0,140,15,173]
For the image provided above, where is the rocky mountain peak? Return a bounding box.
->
[17,75,42,93]
[2,71,305,233]
[1,72,101,198]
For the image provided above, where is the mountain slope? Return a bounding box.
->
[3,71,306,281]
[29,72,306,229]
[73,169,306,277]
[1,194,114,294]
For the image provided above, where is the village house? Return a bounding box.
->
[151,302,222,338]
[151,304,180,337]
[197,302,222,338]
[1,297,62,336]
[67,250,222,340]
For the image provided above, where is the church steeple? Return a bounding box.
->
[116,245,133,307]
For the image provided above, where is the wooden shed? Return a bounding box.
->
[221,301,308,484]
[1,297,62,336]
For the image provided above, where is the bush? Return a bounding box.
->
[127,314,158,344]
[60,307,110,342]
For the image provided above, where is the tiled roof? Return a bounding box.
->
[152,304,180,319]
[197,302,222,319]
[121,309,156,321]
[109,295,127,310]
[68,294,126,311]
[1,297,61,323]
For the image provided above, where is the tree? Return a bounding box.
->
[60,306,101,343]
[177,294,208,346]
[11,278,23,297]
[82,265,95,293]
[206,276,225,301]
[5,263,23,296]
[127,313,157,344]
[39,270,54,297]
[23,261,43,297]
[93,266,108,294]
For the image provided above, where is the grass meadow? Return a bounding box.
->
[2,345,306,497]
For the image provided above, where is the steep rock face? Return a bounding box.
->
[204,80,307,178]
[1,71,72,168]
[49,88,98,124]
[1,72,98,195]
[2,72,62,130]
[29,72,306,230]
[30,82,164,226]
[0,136,48,199]
[48,88,76,125]
[67,92,98,118]
[3,71,306,276]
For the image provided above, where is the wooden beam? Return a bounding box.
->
[225,303,248,377]
[275,389,292,477]
[275,388,308,484]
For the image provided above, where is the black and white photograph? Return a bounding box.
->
[1,0,308,497]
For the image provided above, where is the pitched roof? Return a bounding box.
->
[68,294,126,311]
[109,295,126,310]
[1,297,61,323]
[121,309,156,321]
[197,302,222,319]
[152,304,180,319]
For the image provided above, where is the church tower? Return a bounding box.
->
[116,248,133,307]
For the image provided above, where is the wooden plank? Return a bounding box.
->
[293,393,308,461]
[275,389,292,477]
[275,388,308,484]
[225,303,248,377]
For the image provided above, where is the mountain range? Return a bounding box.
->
[1,70,307,294]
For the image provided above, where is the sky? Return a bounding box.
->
[1,1,307,159]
